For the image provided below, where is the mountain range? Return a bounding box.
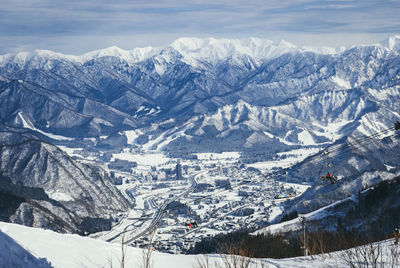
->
[1,36,399,150]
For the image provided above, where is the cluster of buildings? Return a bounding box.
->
[94,150,302,254]
[138,162,202,182]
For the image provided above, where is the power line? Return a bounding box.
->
[278,126,398,177]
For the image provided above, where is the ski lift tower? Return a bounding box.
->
[300,216,308,256]
[284,171,288,185]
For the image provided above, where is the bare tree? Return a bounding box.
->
[105,234,128,268]
[387,239,400,268]
[194,253,268,268]
[193,242,270,268]
[120,234,128,268]
[140,229,156,268]
[337,238,400,268]
[193,254,218,268]
[219,245,253,268]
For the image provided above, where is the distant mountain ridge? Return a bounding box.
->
[0,36,399,149]
[1,36,398,67]
[0,37,347,67]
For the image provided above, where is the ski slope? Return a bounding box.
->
[253,195,357,236]
[1,221,398,268]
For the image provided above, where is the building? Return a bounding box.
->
[176,161,182,179]
[157,171,167,180]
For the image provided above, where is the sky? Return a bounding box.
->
[0,0,399,55]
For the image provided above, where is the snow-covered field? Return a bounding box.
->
[195,152,241,160]
[57,146,84,158]
[247,147,322,171]
[1,221,399,268]
[112,150,172,167]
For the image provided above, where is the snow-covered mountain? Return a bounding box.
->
[1,36,399,144]
[0,125,130,233]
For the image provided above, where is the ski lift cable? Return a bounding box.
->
[298,131,397,173]
[262,127,397,184]
[253,126,397,184]
[341,131,398,163]
[304,133,399,184]
[267,124,398,180]
[315,126,395,156]
[323,130,397,163]
[309,126,395,163]
[319,127,395,156]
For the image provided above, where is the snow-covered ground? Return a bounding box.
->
[1,221,399,268]
[253,194,356,236]
[247,147,322,171]
[0,221,195,268]
[17,112,74,141]
[195,152,241,160]
[57,146,84,158]
[112,150,172,168]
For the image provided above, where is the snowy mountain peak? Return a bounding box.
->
[277,39,296,48]
[168,37,346,66]
[379,35,400,51]
[2,36,397,68]
[169,37,300,63]
[33,49,73,59]
[0,45,161,68]
[78,45,161,63]
[4,52,30,66]
[85,45,127,58]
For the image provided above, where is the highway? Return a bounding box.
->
[123,175,198,244]
[103,173,201,245]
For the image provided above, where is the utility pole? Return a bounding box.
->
[300,216,308,257]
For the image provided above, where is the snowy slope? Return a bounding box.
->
[253,195,357,236]
[0,221,209,268]
[1,221,399,268]
[0,230,51,268]
[0,127,130,232]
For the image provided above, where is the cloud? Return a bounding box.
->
[0,0,399,53]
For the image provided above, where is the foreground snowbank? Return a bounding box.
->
[1,221,398,267]
[0,222,196,268]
